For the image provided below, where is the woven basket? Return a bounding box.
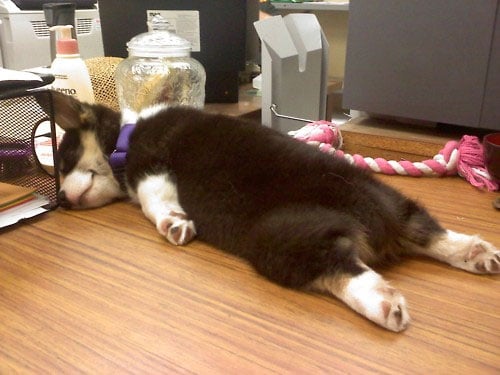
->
[85,56,123,112]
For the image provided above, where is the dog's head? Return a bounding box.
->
[36,91,126,209]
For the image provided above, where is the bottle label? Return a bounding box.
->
[50,59,95,103]
[52,74,78,97]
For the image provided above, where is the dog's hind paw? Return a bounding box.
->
[377,286,410,332]
[438,231,500,274]
[461,241,500,274]
[341,270,411,332]
[157,212,196,246]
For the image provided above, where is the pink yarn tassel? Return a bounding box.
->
[291,121,499,192]
[457,135,498,191]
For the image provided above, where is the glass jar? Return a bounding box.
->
[115,16,206,120]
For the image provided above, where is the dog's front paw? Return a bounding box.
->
[443,231,500,274]
[157,212,196,246]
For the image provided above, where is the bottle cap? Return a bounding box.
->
[51,25,79,55]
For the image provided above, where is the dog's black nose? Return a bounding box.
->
[58,190,72,209]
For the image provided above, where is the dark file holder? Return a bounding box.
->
[0,89,60,212]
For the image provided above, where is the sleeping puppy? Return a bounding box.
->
[37,91,499,332]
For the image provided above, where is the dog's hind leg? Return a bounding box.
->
[397,198,500,274]
[135,173,196,245]
[416,230,500,274]
[310,267,410,332]
[245,205,410,332]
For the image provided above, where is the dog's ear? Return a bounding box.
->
[33,90,90,131]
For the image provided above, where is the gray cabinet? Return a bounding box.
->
[481,4,500,129]
[343,0,500,130]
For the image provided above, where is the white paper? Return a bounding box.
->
[0,195,51,228]
[0,68,42,83]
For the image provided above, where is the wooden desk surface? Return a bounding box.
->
[1,174,499,373]
[0,84,498,372]
[203,79,343,120]
[205,85,262,119]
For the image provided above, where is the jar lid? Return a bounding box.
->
[127,15,192,58]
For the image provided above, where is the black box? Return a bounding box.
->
[98,0,249,103]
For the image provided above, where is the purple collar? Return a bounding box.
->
[109,123,135,189]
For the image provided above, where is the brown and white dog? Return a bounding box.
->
[36,91,499,332]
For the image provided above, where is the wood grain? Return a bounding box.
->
[1,174,499,373]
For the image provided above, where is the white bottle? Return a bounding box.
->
[50,25,94,103]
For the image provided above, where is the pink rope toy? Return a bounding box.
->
[289,120,499,192]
